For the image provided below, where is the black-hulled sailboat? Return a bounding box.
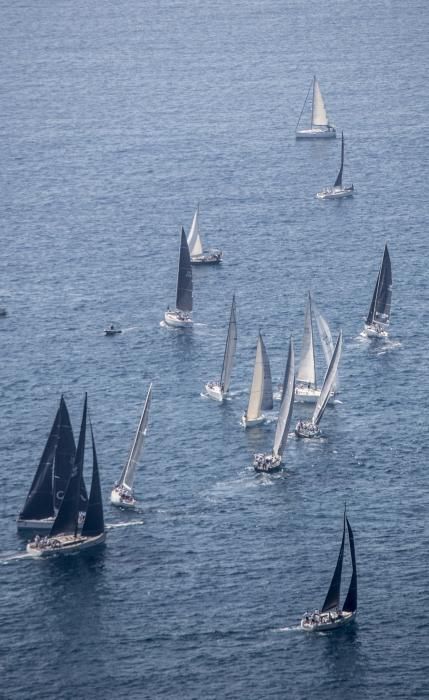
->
[254,338,295,472]
[316,132,354,199]
[164,227,193,328]
[205,295,237,402]
[17,396,87,532]
[300,511,357,631]
[361,244,392,338]
[27,395,105,556]
[295,331,342,438]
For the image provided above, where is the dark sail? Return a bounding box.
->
[260,334,273,410]
[19,400,62,520]
[321,515,346,612]
[342,517,358,613]
[81,422,105,537]
[50,394,87,537]
[176,227,193,312]
[334,131,344,188]
[366,244,392,326]
[53,397,76,510]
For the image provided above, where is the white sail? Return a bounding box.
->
[312,77,329,128]
[297,293,316,387]
[312,333,342,427]
[246,334,264,421]
[273,339,295,458]
[187,206,203,257]
[220,296,237,394]
[313,303,339,392]
[260,334,273,410]
[119,384,152,492]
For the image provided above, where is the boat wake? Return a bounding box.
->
[275,625,302,633]
[0,552,34,564]
[106,519,145,529]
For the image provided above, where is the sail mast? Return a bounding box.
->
[176,228,193,312]
[321,513,346,612]
[118,384,152,492]
[219,295,237,393]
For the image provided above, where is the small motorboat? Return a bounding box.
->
[104,324,122,336]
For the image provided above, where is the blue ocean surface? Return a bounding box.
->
[1,1,429,698]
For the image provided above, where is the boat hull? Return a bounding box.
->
[191,250,222,265]
[294,385,334,404]
[104,329,122,336]
[205,381,225,402]
[26,532,106,557]
[295,421,321,439]
[296,128,336,139]
[110,488,136,509]
[361,323,388,339]
[300,610,356,631]
[316,186,354,199]
[253,453,281,473]
[242,413,265,428]
[164,310,193,328]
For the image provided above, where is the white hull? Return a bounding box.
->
[253,452,282,473]
[294,385,334,404]
[296,127,336,139]
[301,610,356,631]
[26,532,106,557]
[110,488,136,509]
[361,323,388,339]
[316,186,354,199]
[295,420,320,439]
[205,381,225,402]
[242,413,265,428]
[164,310,193,328]
[191,250,222,265]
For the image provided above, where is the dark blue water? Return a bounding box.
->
[1,1,429,698]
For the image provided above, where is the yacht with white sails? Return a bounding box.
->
[111,384,152,508]
[187,205,222,264]
[205,297,237,402]
[296,76,336,139]
[241,332,273,427]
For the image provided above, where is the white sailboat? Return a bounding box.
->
[295,293,336,404]
[241,332,271,427]
[316,132,354,199]
[296,76,336,139]
[295,331,342,438]
[187,205,222,264]
[164,227,193,328]
[205,297,237,402]
[110,384,152,508]
[254,338,295,472]
[361,244,392,339]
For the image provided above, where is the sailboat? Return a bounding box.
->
[187,205,222,264]
[111,383,152,508]
[17,396,87,532]
[300,510,357,631]
[313,302,339,393]
[361,244,392,338]
[296,76,336,139]
[295,292,336,404]
[295,331,342,438]
[164,227,193,328]
[205,297,237,402]
[241,332,272,427]
[27,395,106,556]
[253,338,295,472]
[316,132,354,199]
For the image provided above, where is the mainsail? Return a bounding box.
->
[273,339,295,458]
[220,296,237,394]
[176,227,193,312]
[342,517,358,613]
[118,384,152,493]
[50,394,87,537]
[366,244,392,327]
[260,335,273,410]
[246,334,265,421]
[187,205,203,258]
[81,421,105,538]
[321,514,346,613]
[53,397,77,510]
[334,132,345,188]
[312,77,329,128]
[297,293,316,387]
[312,331,342,427]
